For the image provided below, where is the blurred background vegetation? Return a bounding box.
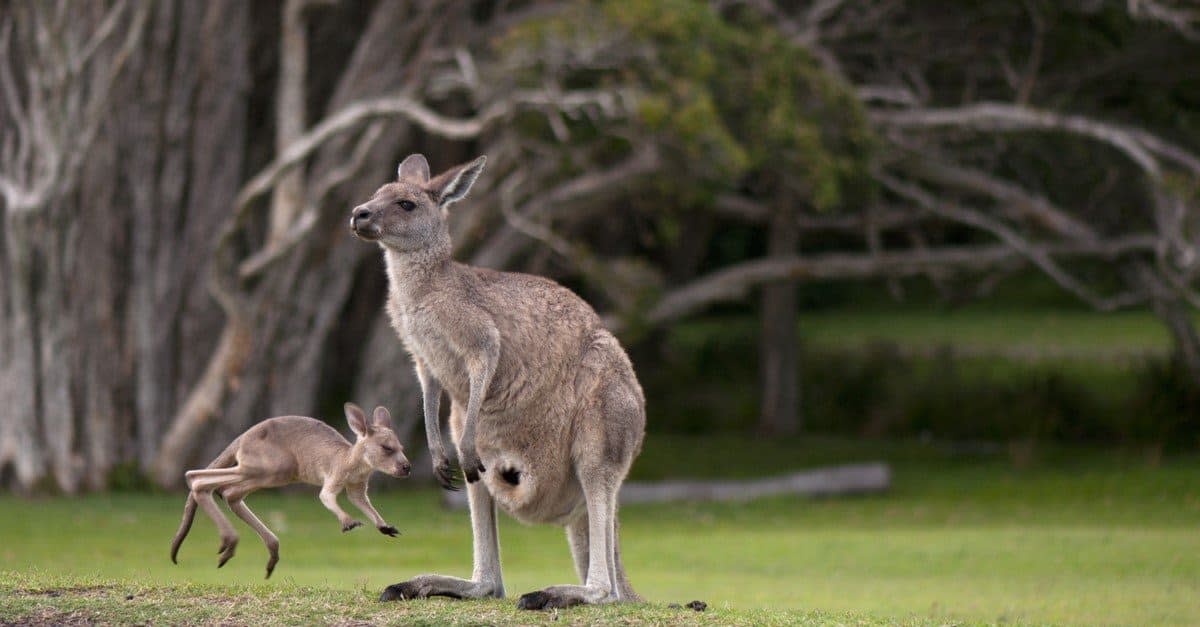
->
[2,0,1200,493]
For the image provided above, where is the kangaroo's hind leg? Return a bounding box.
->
[517,370,643,610]
[379,477,505,600]
[222,480,281,579]
[185,468,245,568]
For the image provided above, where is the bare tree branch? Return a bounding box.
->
[1125,0,1200,41]
[0,0,148,213]
[636,237,1155,328]
[238,122,386,280]
[871,103,1192,180]
[877,172,1142,311]
[899,157,1099,242]
[233,88,632,215]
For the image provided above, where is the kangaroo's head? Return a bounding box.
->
[349,154,486,253]
[344,403,411,478]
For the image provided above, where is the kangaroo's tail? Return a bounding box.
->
[170,493,197,564]
[169,439,240,564]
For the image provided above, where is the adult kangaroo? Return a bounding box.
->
[350,154,645,609]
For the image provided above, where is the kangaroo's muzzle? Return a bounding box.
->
[350,205,380,240]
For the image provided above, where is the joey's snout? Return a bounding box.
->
[393,460,412,479]
[349,204,380,240]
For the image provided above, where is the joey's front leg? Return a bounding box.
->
[347,482,399,537]
[319,484,361,532]
[415,360,458,491]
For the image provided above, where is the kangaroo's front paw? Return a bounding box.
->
[460,452,486,483]
[433,455,460,492]
[341,519,363,532]
[378,524,400,537]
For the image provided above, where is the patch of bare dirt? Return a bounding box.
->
[0,607,98,626]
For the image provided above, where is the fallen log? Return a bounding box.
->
[441,462,891,509]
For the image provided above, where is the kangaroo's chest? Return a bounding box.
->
[390,301,472,401]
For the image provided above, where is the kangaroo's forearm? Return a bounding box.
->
[347,483,386,527]
[422,384,444,456]
[416,364,446,456]
[461,357,496,448]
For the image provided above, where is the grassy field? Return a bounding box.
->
[3,436,1200,625]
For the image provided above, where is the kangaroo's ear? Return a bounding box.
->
[426,156,486,209]
[372,406,394,431]
[398,154,430,183]
[345,402,372,438]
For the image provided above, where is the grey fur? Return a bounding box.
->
[351,154,646,608]
[169,403,410,578]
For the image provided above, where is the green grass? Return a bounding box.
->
[3,437,1200,625]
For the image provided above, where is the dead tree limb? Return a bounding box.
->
[443,462,890,508]
[634,237,1156,328]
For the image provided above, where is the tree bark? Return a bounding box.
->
[0,213,47,491]
[1133,263,1200,380]
[758,194,802,436]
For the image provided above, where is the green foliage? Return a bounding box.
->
[499,0,875,208]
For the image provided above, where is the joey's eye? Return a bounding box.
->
[381,446,395,455]
[397,200,416,211]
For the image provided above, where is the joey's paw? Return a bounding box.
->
[516,590,582,611]
[216,537,238,568]
[433,456,460,492]
[341,519,363,533]
[378,524,400,537]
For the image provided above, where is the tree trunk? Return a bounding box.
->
[757,197,801,436]
[0,213,47,491]
[151,0,440,484]
[1134,263,1200,381]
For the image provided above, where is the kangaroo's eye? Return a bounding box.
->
[397,200,416,211]
[381,446,395,455]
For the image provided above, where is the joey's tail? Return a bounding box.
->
[169,439,240,564]
[170,493,198,564]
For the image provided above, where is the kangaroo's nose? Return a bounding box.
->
[353,207,372,223]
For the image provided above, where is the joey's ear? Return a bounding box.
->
[345,402,372,438]
[398,154,430,182]
[426,156,486,208]
[372,406,394,431]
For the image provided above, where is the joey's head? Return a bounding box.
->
[349,154,487,253]
[344,403,411,479]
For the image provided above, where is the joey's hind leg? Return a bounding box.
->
[380,479,504,601]
[186,469,244,568]
[223,483,280,579]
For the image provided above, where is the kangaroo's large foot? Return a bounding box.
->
[516,585,615,611]
[379,575,501,601]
